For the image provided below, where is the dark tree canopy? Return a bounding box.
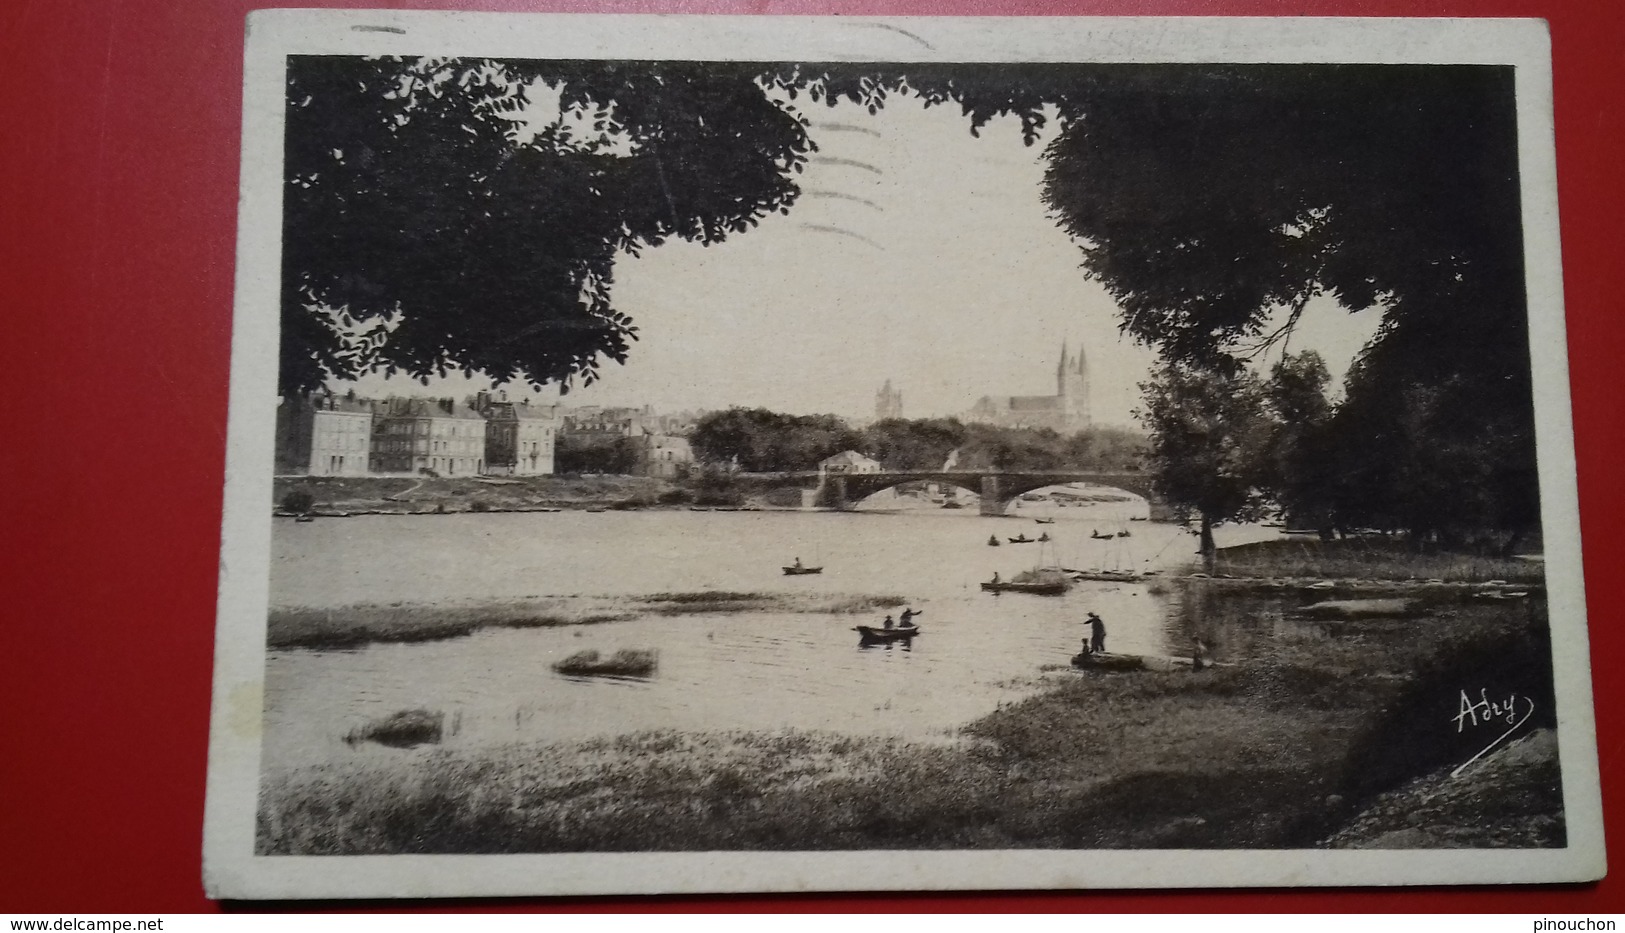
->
[1036,65,1536,539]
[1041,65,1525,373]
[282,56,814,396]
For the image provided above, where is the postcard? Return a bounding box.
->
[204,11,1603,898]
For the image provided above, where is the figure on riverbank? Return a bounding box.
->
[1087,611,1106,654]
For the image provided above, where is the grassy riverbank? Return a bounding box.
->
[274,474,674,514]
[1206,538,1545,584]
[257,589,1560,852]
[272,473,825,515]
[267,592,908,649]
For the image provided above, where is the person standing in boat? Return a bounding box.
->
[899,607,921,628]
[1087,611,1107,654]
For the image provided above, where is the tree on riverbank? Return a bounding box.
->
[1137,362,1273,572]
[1259,351,1338,536]
[689,409,865,473]
[690,407,1146,473]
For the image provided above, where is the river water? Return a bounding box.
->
[263,497,1287,771]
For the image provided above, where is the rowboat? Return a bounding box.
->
[1068,570,1144,583]
[783,565,824,575]
[1072,651,1216,672]
[854,624,920,642]
[1007,535,1035,544]
[981,580,1068,596]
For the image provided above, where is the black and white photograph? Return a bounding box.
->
[205,12,1603,898]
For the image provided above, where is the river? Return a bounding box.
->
[262,497,1288,771]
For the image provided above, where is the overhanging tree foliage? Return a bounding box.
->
[1038,65,1537,539]
[282,56,813,396]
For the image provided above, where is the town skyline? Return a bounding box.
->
[331,95,1382,428]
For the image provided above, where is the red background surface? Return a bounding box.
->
[3,0,1620,913]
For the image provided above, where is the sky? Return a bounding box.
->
[340,89,1384,428]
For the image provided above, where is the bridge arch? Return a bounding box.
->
[815,470,1169,518]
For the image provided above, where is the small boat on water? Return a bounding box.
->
[987,535,1001,547]
[854,624,920,643]
[982,580,1068,596]
[1068,570,1144,583]
[1116,530,1131,538]
[783,565,824,575]
[1072,650,1216,672]
[1008,535,1035,544]
[1034,518,1055,525]
[1090,531,1114,540]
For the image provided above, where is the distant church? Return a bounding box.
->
[875,379,904,421]
[967,342,1091,433]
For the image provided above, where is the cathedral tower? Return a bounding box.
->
[1057,342,1091,431]
[875,379,903,421]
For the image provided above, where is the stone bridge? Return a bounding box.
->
[814,470,1169,518]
